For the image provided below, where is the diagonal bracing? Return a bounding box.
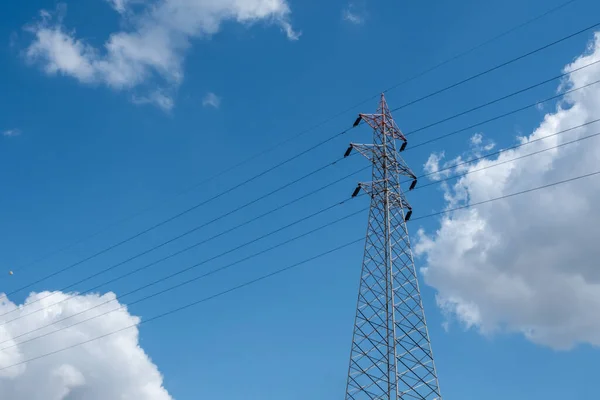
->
[343,94,442,400]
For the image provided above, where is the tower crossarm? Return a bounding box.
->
[352,181,413,217]
[344,143,417,182]
[352,94,408,145]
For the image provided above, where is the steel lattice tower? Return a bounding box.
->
[343,94,442,400]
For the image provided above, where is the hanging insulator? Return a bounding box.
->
[344,145,353,158]
[405,210,413,221]
[351,185,362,198]
[409,179,417,191]
[353,116,362,127]
[399,141,407,152]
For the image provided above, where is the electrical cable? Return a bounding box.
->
[10,73,599,322]
[0,206,368,350]
[10,73,599,313]
[412,119,600,183]
[2,165,599,371]
[6,129,600,348]
[396,118,600,187]
[403,58,600,137]
[11,4,586,275]
[412,130,600,192]
[0,237,365,372]
[345,62,599,172]
[409,169,600,222]
[1,149,353,300]
[14,74,597,318]
[0,164,369,322]
[9,127,351,278]
[390,20,600,113]
[405,78,600,151]
[11,118,597,333]
[382,0,579,95]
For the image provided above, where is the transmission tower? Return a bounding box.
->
[343,94,442,400]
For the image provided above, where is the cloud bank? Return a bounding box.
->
[415,32,600,350]
[0,291,171,399]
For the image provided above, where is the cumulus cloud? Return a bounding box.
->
[2,129,21,137]
[415,32,600,350]
[202,92,221,108]
[0,291,171,399]
[24,1,299,109]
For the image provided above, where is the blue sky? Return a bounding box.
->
[1,0,599,399]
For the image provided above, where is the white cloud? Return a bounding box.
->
[469,132,496,154]
[342,3,365,25]
[470,133,483,145]
[202,92,221,108]
[105,0,130,13]
[2,129,21,137]
[0,291,171,399]
[415,32,600,350]
[132,90,175,111]
[24,1,299,109]
[423,151,449,181]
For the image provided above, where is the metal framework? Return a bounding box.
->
[343,94,442,400]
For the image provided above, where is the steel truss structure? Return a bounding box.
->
[343,94,442,400]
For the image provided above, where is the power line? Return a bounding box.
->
[10,118,599,334]
[2,148,352,299]
[412,119,600,183]
[2,166,599,372]
[410,169,600,222]
[10,72,599,322]
[12,4,583,275]
[10,74,599,317]
[382,0,579,95]
[403,58,600,136]
[406,78,600,151]
[12,77,595,320]
[0,238,365,373]
[13,120,594,345]
[9,127,352,279]
[0,165,368,323]
[0,206,368,351]
[413,129,600,192]
[390,19,600,113]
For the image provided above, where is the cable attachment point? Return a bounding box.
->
[405,208,413,222]
[409,178,417,191]
[344,144,354,158]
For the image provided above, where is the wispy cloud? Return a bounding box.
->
[342,2,365,25]
[202,92,221,109]
[132,90,175,112]
[3,129,21,137]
